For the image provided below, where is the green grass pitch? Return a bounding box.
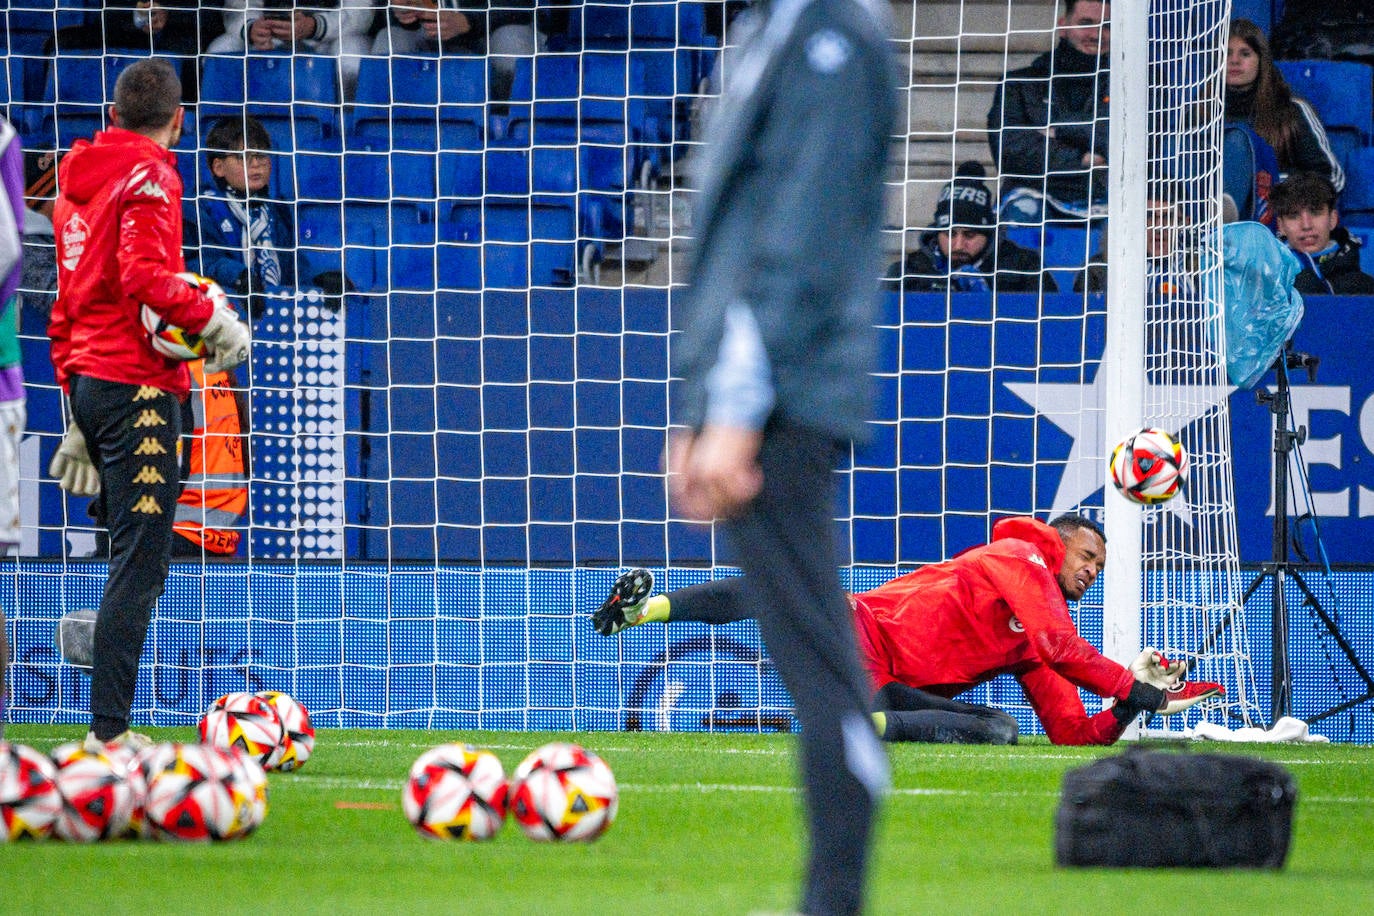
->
[5,725,1374,914]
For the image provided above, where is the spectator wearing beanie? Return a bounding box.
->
[885,162,1055,293]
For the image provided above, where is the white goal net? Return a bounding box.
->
[3,0,1259,737]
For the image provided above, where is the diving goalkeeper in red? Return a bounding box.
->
[593,514,1224,745]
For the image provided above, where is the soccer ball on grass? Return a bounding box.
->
[508,742,617,842]
[143,743,257,841]
[0,742,63,841]
[255,690,315,771]
[402,743,508,841]
[199,691,285,769]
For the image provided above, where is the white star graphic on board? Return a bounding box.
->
[1005,371,1234,517]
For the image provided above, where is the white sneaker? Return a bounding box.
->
[84,729,154,754]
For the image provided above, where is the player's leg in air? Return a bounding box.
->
[591,573,755,636]
[871,681,1019,745]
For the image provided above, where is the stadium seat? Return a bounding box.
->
[1004,225,1100,292]
[297,202,378,292]
[351,55,486,151]
[1277,60,1374,142]
[1340,146,1374,226]
[201,53,341,149]
[480,200,579,289]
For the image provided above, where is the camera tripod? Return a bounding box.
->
[1242,348,1374,726]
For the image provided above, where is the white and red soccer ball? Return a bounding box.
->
[0,742,63,841]
[403,744,508,841]
[199,691,285,770]
[1109,427,1188,505]
[508,742,618,843]
[142,742,258,842]
[49,744,137,842]
[255,691,315,772]
[140,271,228,361]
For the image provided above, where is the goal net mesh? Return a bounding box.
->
[3,0,1259,737]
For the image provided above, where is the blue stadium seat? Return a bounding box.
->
[339,202,439,291]
[1340,146,1374,227]
[480,199,579,289]
[351,55,486,153]
[1277,60,1374,142]
[1004,225,1099,292]
[201,53,341,149]
[8,2,99,107]
[298,202,378,291]
[436,208,483,291]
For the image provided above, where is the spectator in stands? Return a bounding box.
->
[50,2,213,102]
[371,0,546,101]
[1222,18,1345,224]
[53,1,210,56]
[885,163,1055,293]
[207,1,376,98]
[20,150,61,318]
[1076,191,1193,300]
[1270,171,1374,295]
[184,116,352,317]
[987,0,1110,223]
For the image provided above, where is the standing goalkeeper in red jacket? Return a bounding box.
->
[595,514,1223,745]
[46,58,251,752]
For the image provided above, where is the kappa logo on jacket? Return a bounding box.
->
[132,178,170,203]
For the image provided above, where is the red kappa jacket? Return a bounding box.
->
[852,516,1137,745]
[49,127,214,400]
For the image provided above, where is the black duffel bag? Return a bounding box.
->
[1055,749,1297,868]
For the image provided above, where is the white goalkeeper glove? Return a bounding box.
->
[1129,647,1185,691]
[200,305,251,374]
[48,421,100,496]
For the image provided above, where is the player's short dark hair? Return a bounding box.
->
[1049,513,1106,545]
[1269,172,1338,219]
[1064,0,1107,17]
[112,58,182,132]
[205,115,273,161]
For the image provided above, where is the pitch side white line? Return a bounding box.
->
[294,776,1374,806]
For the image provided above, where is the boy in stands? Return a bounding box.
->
[1270,171,1374,296]
[595,514,1223,745]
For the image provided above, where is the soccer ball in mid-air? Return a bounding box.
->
[403,744,508,841]
[140,272,227,360]
[255,691,315,771]
[199,692,285,769]
[143,743,256,842]
[0,742,63,841]
[50,746,137,842]
[508,742,617,843]
[1109,428,1188,505]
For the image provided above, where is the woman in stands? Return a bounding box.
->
[1225,18,1345,194]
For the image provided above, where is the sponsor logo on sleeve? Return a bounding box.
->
[59,215,90,271]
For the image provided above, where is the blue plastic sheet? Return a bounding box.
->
[1221,221,1305,389]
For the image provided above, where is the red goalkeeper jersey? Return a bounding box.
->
[851,516,1136,745]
